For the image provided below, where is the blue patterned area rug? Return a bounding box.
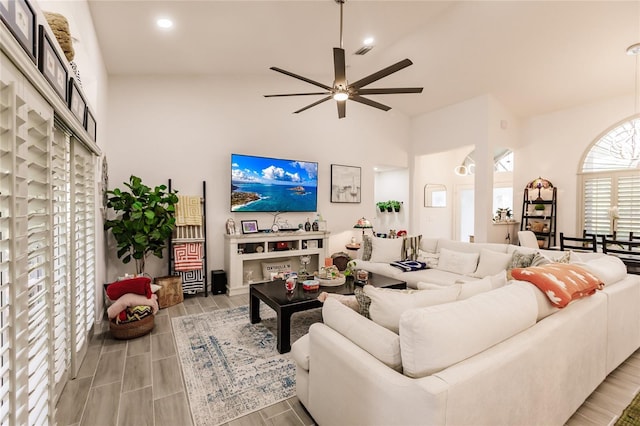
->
[172,305,321,426]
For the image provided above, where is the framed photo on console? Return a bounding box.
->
[0,0,36,62]
[241,220,259,234]
[38,25,68,101]
[330,164,361,203]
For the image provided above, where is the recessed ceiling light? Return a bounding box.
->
[627,43,640,55]
[363,37,374,46]
[156,18,173,29]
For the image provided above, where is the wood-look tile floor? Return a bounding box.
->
[56,292,637,426]
[55,293,314,426]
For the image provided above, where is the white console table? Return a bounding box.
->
[223,231,330,296]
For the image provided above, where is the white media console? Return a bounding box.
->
[223,231,330,296]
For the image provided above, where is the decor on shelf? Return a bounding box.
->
[331,164,361,203]
[85,108,97,141]
[0,0,36,62]
[241,220,259,234]
[104,175,179,275]
[38,25,68,101]
[353,217,373,238]
[526,176,554,202]
[494,207,512,222]
[376,201,388,212]
[67,77,86,125]
[264,0,422,119]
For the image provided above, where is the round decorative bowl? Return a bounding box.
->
[302,279,320,291]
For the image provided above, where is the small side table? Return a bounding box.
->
[345,243,361,251]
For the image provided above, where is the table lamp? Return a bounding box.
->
[353,217,373,239]
[527,177,553,202]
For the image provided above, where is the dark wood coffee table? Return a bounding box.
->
[249,273,406,353]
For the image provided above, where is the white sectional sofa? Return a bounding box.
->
[291,238,640,425]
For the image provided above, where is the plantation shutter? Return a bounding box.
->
[583,176,612,235]
[617,174,640,236]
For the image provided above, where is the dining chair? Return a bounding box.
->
[517,231,540,249]
[559,232,597,252]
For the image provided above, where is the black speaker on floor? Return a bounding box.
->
[211,270,227,295]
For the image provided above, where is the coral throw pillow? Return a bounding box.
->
[511,263,603,308]
[106,276,152,301]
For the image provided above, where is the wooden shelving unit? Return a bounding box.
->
[520,187,557,248]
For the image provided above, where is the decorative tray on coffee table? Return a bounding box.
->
[314,276,346,287]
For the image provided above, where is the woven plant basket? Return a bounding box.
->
[110,314,154,340]
[155,275,184,308]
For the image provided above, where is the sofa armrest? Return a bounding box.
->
[307,323,448,426]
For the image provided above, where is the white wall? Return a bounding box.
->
[105,75,411,279]
[515,94,635,239]
[373,169,409,235]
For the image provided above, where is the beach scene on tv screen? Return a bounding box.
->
[231,154,318,212]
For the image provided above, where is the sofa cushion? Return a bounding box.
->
[575,255,627,287]
[322,298,402,371]
[364,284,460,333]
[437,239,508,254]
[436,248,479,275]
[404,269,478,288]
[511,263,603,308]
[472,249,512,278]
[417,270,507,300]
[399,283,538,378]
[370,237,405,263]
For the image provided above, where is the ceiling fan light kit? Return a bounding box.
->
[264,0,423,119]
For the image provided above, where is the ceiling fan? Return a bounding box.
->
[264,0,423,119]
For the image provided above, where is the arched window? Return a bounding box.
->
[580,117,640,237]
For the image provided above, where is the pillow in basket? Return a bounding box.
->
[106,276,152,301]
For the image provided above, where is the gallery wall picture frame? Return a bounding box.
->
[330,164,361,203]
[68,78,87,125]
[241,220,259,234]
[38,25,68,102]
[85,108,97,141]
[0,0,36,62]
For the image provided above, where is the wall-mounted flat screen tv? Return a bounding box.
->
[231,154,318,212]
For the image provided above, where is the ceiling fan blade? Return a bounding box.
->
[350,95,391,111]
[264,92,330,97]
[270,67,333,91]
[333,48,346,87]
[350,59,414,89]
[357,87,423,95]
[337,100,346,119]
[294,96,332,114]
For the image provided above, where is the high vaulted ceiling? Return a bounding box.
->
[88,1,640,118]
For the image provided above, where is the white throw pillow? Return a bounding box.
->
[399,282,538,378]
[364,285,460,333]
[417,249,440,268]
[322,298,402,371]
[436,248,479,275]
[472,249,512,278]
[369,237,404,263]
[575,255,627,286]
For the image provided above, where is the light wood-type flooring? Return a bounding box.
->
[56,292,639,426]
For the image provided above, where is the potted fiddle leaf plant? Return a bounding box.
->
[104,175,179,275]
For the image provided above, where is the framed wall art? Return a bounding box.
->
[241,220,259,234]
[85,108,97,141]
[68,78,86,125]
[0,0,36,62]
[38,25,68,101]
[330,164,361,203]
